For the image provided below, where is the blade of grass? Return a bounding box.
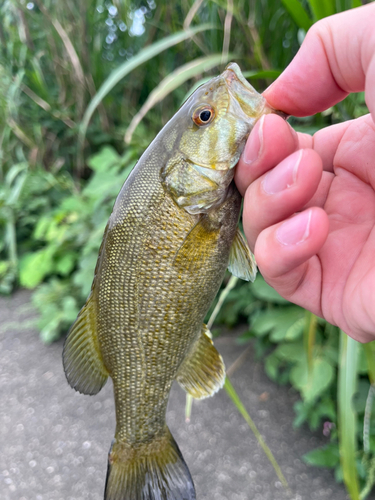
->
[364,343,375,385]
[207,275,238,330]
[304,311,317,372]
[224,376,289,490]
[247,15,271,71]
[363,384,374,455]
[79,24,214,149]
[306,0,335,20]
[21,84,51,112]
[183,69,282,102]
[185,393,193,423]
[35,1,85,88]
[338,331,360,500]
[125,53,232,143]
[242,69,282,79]
[363,343,375,455]
[7,118,35,149]
[183,0,205,30]
[226,345,252,377]
[281,0,313,31]
[222,0,233,64]
[30,56,48,97]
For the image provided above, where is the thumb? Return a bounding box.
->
[264,3,375,120]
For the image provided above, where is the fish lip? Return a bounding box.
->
[224,62,255,92]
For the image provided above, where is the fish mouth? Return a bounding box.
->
[223,62,288,122]
[223,62,269,121]
[224,62,256,92]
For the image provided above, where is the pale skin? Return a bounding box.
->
[235,3,375,343]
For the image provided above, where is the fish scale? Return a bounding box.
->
[63,63,280,499]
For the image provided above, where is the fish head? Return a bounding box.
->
[175,62,279,172]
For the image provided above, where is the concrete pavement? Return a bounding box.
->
[0,290,347,500]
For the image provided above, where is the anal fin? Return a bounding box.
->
[228,228,257,282]
[176,325,225,399]
[63,294,108,395]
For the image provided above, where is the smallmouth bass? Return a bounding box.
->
[63,63,279,500]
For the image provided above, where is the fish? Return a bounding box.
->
[62,63,280,500]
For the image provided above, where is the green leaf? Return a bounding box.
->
[281,0,313,31]
[79,24,214,146]
[251,310,281,337]
[34,216,52,241]
[265,352,279,381]
[290,357,334,403]
[251,275,289,304]
[87,146,121,172]
[62,295,79,322]
[269,307,305,342]
[40,315,63,344]
[285,316,305,340]
[5,162,28,187]
[250,307,304,340]
[19,247,56,288]
[73,253,98,297]
[338,332,360,500]
[55,252,76,276]
[293,396,336,430]
[274,342,304,363]
[303,443,340,468]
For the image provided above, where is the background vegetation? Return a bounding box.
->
[0,0,374,498]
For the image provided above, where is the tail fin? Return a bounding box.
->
[105,427,196,500]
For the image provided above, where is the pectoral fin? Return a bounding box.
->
[63,294,109,395]
[173,217,219,272]
[228,229,257,282]
[176,325,225,399]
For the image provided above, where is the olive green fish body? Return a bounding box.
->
[97,148,240,444]
[63,63,277,500]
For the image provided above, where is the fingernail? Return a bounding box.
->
[276,209,312,246]
[243,115,265,164]
[263,149,302,194]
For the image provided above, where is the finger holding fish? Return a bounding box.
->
[241,147,324,251]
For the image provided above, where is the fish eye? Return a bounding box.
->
[199,110,211,122]
[192,105,215,126]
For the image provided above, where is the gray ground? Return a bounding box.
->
[0,290,348,500]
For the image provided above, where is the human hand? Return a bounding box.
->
[235,3,375,342]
